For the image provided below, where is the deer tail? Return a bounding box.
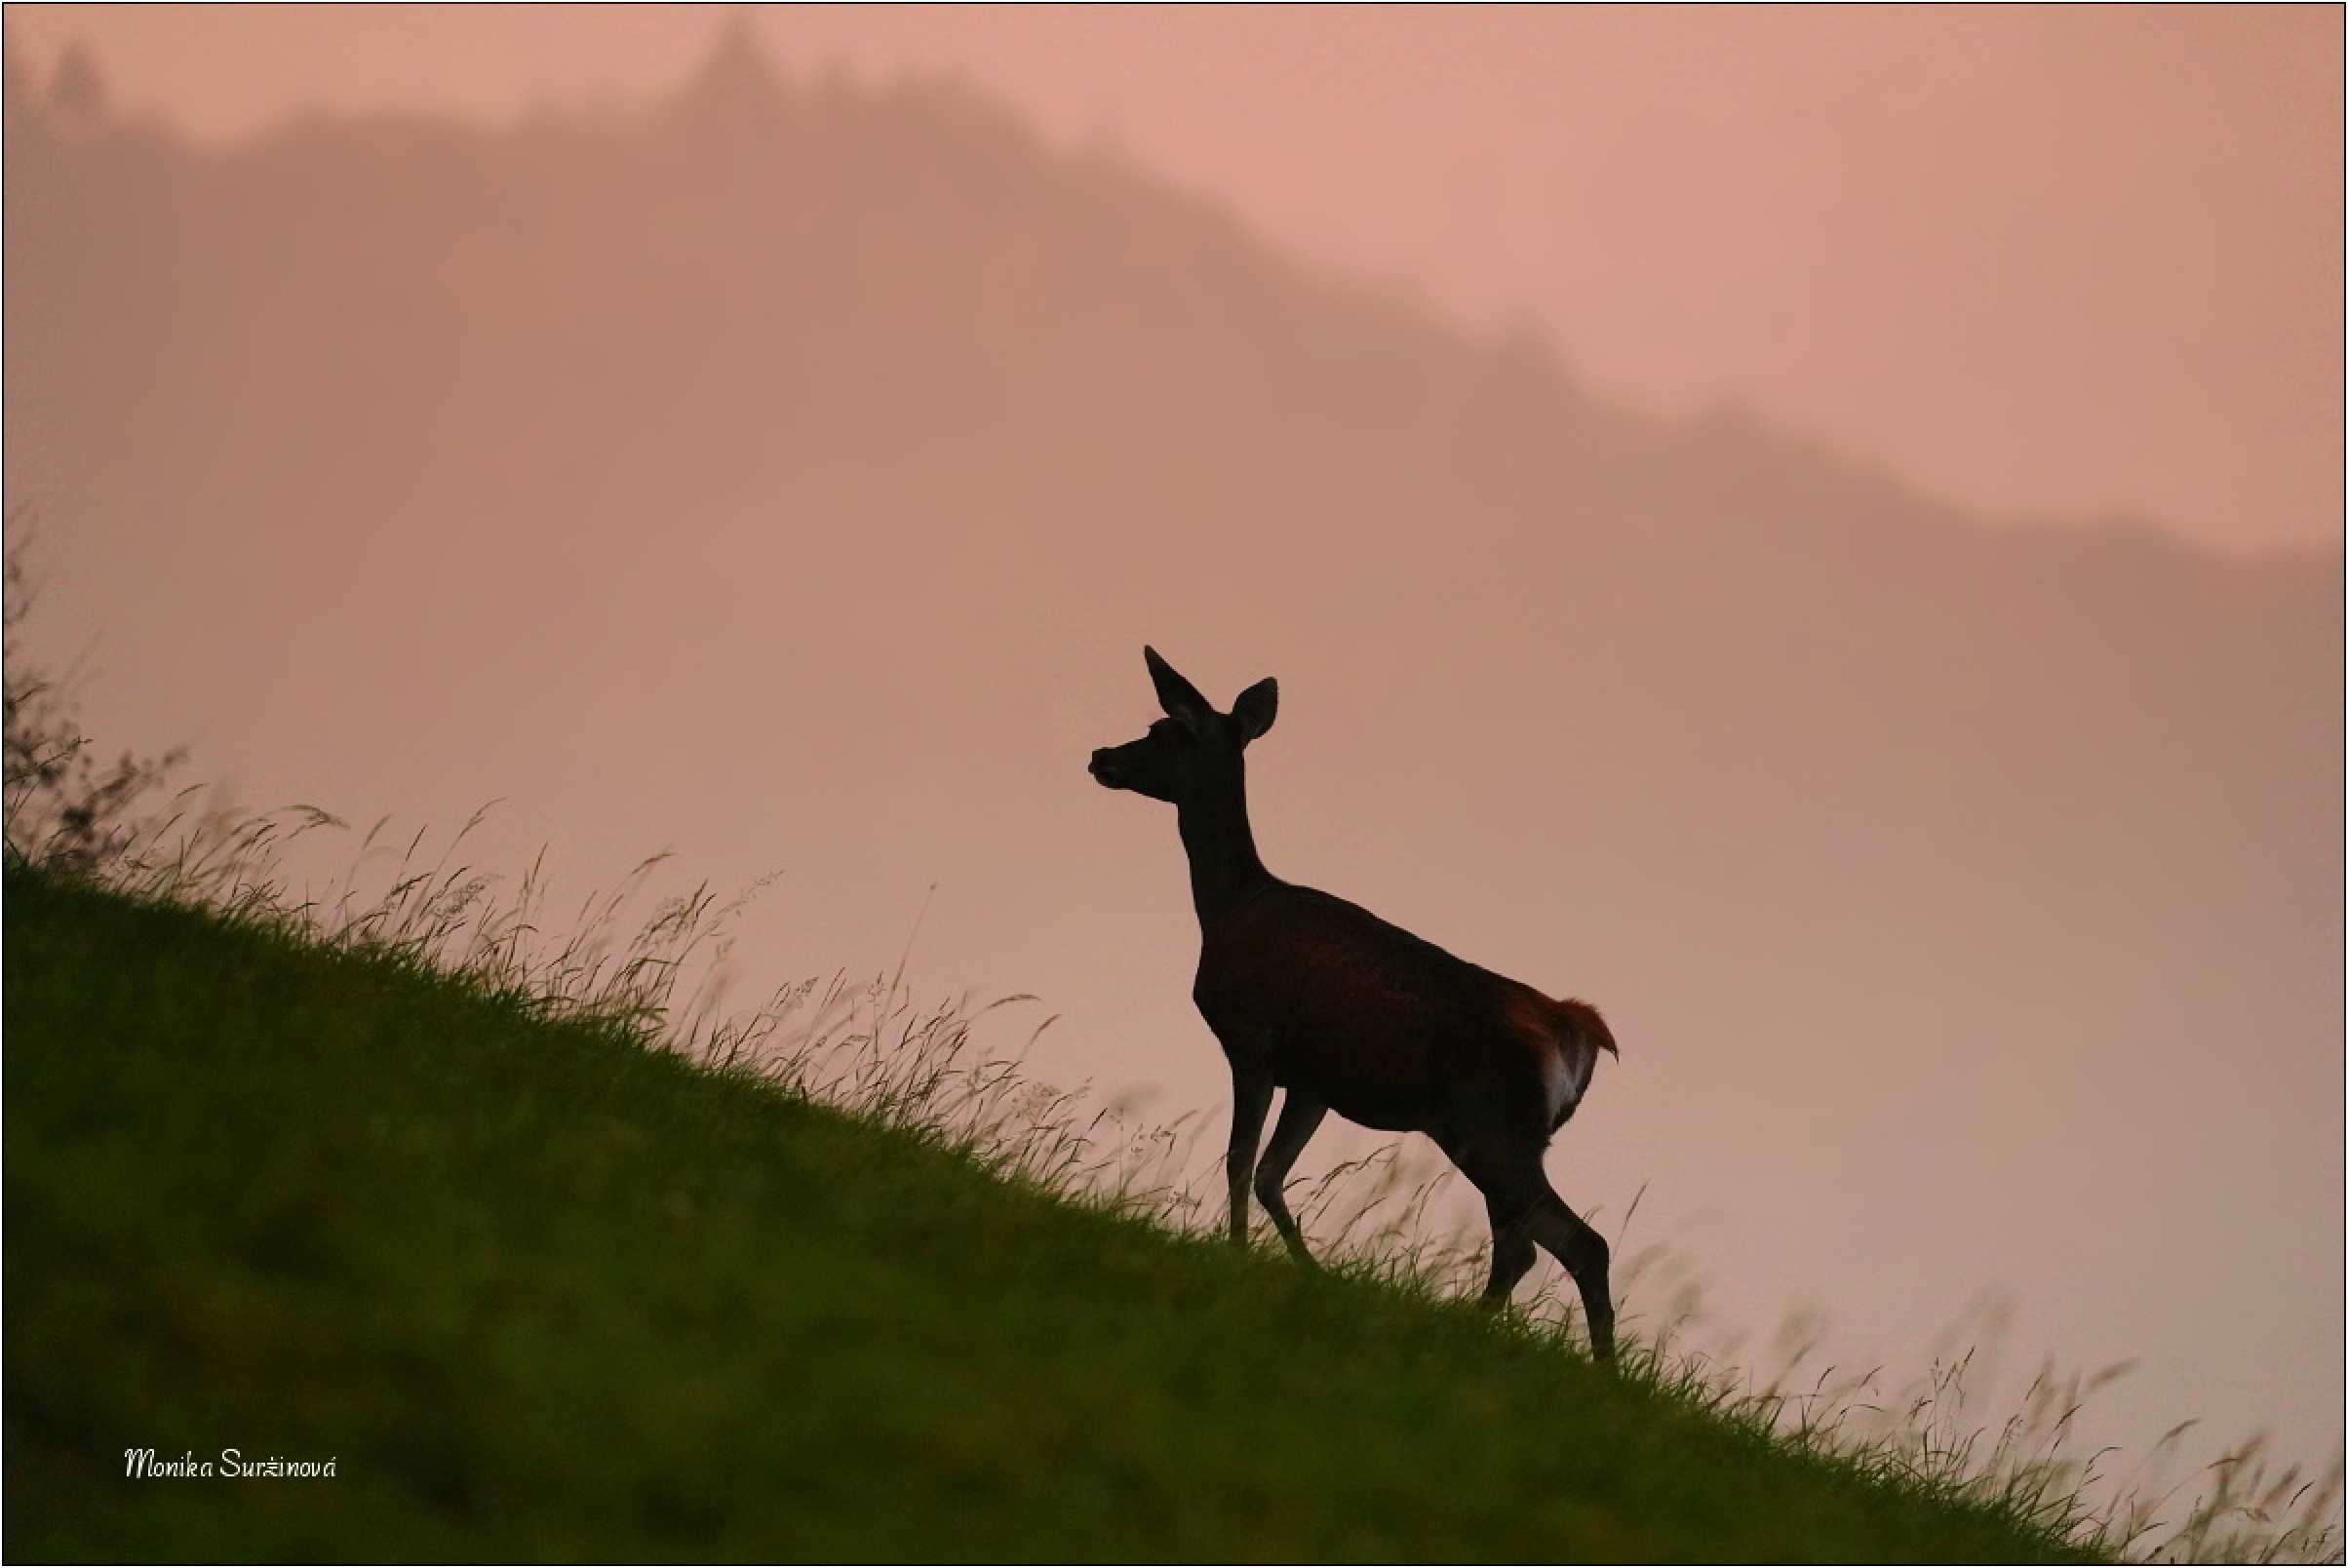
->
[1554,997,1618,1058]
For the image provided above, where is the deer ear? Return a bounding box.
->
[1232,677,1278,743]
[1144,646,1211,730]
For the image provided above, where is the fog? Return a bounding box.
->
[5,11,2339,1494]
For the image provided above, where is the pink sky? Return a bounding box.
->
[7,3,2340,552]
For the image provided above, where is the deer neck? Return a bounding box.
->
[1177,766,1272,926]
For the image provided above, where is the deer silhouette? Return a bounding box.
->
[1090,647,1620,1360]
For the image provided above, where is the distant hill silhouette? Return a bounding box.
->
[5,30,2340,1470]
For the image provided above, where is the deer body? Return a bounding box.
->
[1092,647,1620,1360]
[1197,884,1599,1141]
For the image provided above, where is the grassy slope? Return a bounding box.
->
[4,871,2090,1562]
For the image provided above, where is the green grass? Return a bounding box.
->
[4,867,2111,1562]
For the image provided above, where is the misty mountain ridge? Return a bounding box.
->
[10,31,2327,571]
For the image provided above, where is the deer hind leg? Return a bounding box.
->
[1254,1091,1328,1268]
[1525,1185,1615,1363]
[1480,1193,1537,1308]
[1225,1064,1275,1247]
[1448,1138,1616,1363]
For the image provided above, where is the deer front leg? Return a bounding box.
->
[1226,1064,1275,1247]
[1255,1091,1328,1268]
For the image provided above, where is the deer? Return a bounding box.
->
[1088,647,1621,1361]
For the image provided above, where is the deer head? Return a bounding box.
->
[1088,647,1277,806]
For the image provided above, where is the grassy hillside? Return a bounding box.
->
[5,868,2094,1562]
